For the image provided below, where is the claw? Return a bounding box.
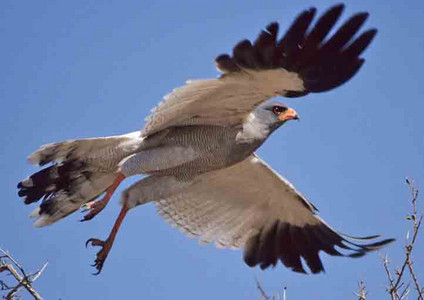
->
[80,200,107,221]
[85,238,105,248]
[92,269,102,276]
[86,237,109,274]
[81,211,98,221]
[85,194,129,275]
[92,257,105,275]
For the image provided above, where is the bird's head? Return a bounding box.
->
[254,101,299,132]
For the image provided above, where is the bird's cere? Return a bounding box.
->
[278,107,299,121]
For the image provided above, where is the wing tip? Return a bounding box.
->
[215,3,375,95]
[243,220,394,274]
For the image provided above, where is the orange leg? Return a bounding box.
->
[86,196,129,275]
[81,172,125,221]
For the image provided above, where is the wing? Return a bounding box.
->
[155,155,394,274]
[142,4,376,136]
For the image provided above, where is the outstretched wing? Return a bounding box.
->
[142,4,376,136]
[156,155,394,274]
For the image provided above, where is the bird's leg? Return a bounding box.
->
[86,196,130,275]
[81,172,126,221]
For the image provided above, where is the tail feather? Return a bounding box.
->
[18,160,86,204]
[19,132,143,227]
[18,160,116,227]
[28,131,142,166]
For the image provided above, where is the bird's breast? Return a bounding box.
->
[121,125,261,178]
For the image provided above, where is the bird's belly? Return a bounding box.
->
[146,142,260,179]
[121,126,262,178]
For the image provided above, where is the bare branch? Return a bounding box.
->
[381,179,423,300]
[255,275,270,300]
[28,263,48,283]
[407,255,423,300]
[0,249,46,300]
[399,282,410,300]
[353,281,367,300]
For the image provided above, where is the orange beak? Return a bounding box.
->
[278,107,299,121]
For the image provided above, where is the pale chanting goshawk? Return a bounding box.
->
[18,4,394,275]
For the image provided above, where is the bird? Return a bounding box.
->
[17,4,394,275]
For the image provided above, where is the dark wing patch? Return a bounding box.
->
[216,4,376,95]
[17,160,93,216]
[243,220,395,274]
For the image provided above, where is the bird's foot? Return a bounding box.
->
[85,199,129,275]
[79,172,126,222]
[86,237,112,275]
[80,199,107,221]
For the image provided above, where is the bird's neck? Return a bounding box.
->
[235,113,270,144]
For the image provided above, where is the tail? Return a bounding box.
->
[18,131,143,227]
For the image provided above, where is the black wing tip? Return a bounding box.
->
[326,3,346,15]
[346,236,396,250]
[351,11,369,19]
[243,221,394,274]
[216,3,375,95]
[298,6,317,18]
[265,22,279,34]
[369,28,378,35]
[361,28,378,41]
[345,237,396,259]
[332,3,345,10]
[365,28,378,44]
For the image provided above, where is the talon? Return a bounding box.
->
[85,196,129,275]
[82,211,97,221]
[85,238,105,248]
[91,257,105,275]
[85,237,109,274]
[92,269,101,276]
[80,200,107,221]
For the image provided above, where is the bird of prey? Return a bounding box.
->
[18,4,393,275]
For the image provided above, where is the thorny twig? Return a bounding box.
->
[354,281,367,300]
[382,179,423,300]
[0,249,47,300]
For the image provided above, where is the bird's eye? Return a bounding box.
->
[272,106,286,116]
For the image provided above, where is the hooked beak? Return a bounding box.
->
[278,107,300,122]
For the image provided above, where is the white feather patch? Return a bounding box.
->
[29,207,40,218]
[33,215,52,227]
[235,112,270,143]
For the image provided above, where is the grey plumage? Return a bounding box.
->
[18,4,393,274]
[122,125,265,179]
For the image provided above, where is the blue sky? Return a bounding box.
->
[1,0,423,299]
